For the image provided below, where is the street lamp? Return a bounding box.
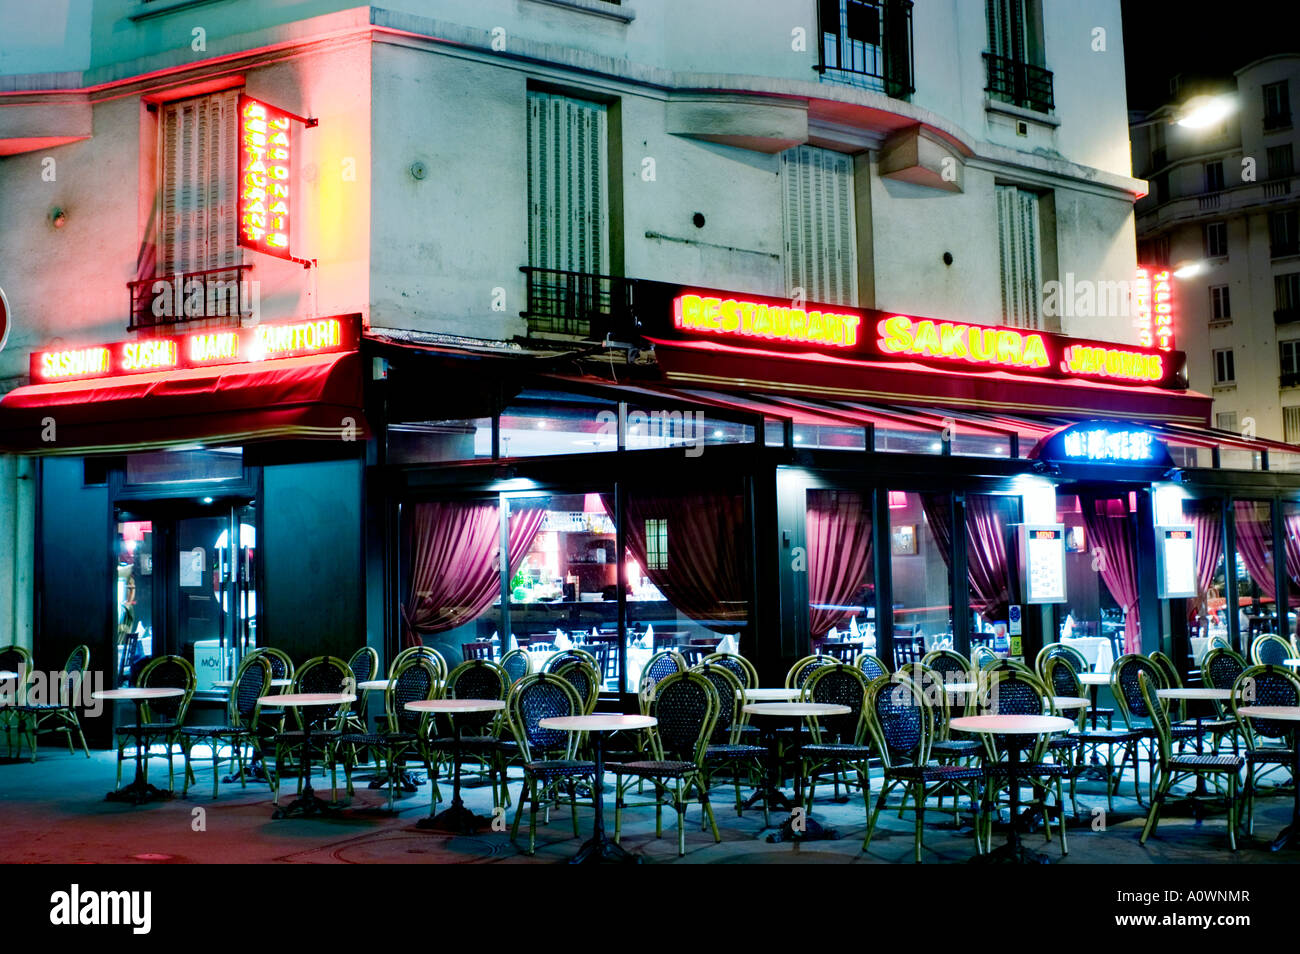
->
[1175,94,1235,129]
[1172,261,1206,279]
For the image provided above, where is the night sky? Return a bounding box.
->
[1121,0,1295,112]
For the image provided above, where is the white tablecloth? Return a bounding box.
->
[1062,635,1114,673]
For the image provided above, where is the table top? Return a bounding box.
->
[1283,659,1300,668]
[742,702,852,718]
[943,682,978,693]
[93,687,185,701]
[406,699,505,714]
[538,714,657,732]
[950,714,1074,735]
[1156,687,1234,700]
[260,692,355,707]
[358,678,444,692]
[1238,705,1300,722]
[213,678,292,688]
[1049,696,1091,709]
[739,688,803,701]
[0,671,18,681]
[1077,673,1112,686]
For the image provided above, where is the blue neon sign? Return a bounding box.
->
[1033,421,1173,468]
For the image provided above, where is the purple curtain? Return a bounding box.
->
[401,501,545,647]
[920,493,1011,621]
[806,490,873,637]
[1080,496,1141,655]
[1233,500,1277,601]
[1286,513,1300,599]
[1182,502,1223,626]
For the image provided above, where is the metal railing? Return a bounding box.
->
[127,264,253,332]
[983,52,1054,113]
[815,0,914,98]
[519,266,642,339]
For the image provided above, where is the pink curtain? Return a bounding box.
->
[1183,502,1223,626]
[920,493,1011,622]
[1234,500,1277,601]
[1080,496,1141,655]
[1286,513,1300,599]
[806,490,873,637]
[401,501,546,647]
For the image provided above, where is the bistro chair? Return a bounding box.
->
[921,648,972,682]
[343,646,381,735]
[1152,649,1237,753]
[801,663,873,810]
[462,640,496,663]
[1035,642,1090,680]
[854,652,889,682]
[862,672,986,862]
[500,648,533,686]
[702,651,759,691]
[1137,671,1243,851]
[15,644,91,760]
[115,655,197,793]
[0,645,33,757]
[390,645,448,681]
[179,653,271,798]
[431,659,511,809]
[694,663,765,816]
[969,644,998,670]
[1251,633,1296,667]
[340,653,440,812]
[609,670,722,856]
[244,647,295,754]
[271,656,352,806]
[1112,653,1198,804]
[554,660,601,716]
[506,673,596,856]
[785,654,836,691]
[542,647,599,676]
[1231,664,1300,836]
[895,662,983,768]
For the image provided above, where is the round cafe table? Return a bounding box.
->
[1237,705,1300,850]
[1077,672,1111,729]
[261,692,355,819]
[93,687,186,805]
[213,678,292,689]
[737,688,803,701]
[537,713,656,863]
[1283,659,1300,668]
[406,699,506,833]
[741,701,852,843]
[950,714,1073,864]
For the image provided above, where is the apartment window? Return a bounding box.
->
[1282,340,1300,377]
[1276,273,1300,320]
[1210,284,1231,321]
[1216,411,1238,433]
[1153,171,1171,203]
[1269,144,1295,179]
[817,0,914,97]
[995,184,1044,329]
[781,145,857,306]
[158,90,240,276]
[1204,160,1225,192]
[1285,407,1300,444]
[1213,348,1236,385]
[1139,235,1171,267]
[1270,209,1299,257]
[984,0,1053,113]
[1264,80,1291,130]
[644,518,668,570]
[1204,221,1228,258]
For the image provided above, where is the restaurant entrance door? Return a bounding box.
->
[113,500,258,691]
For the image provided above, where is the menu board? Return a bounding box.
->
[1020,524,1066,604]
[1156,525,1197,598]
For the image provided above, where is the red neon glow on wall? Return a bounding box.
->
[238,96,294,260]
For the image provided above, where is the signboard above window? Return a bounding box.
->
[1031,420,1175,470]
[237,95,316,265]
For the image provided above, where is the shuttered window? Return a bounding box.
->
[781,145,857,306]
[526,90,609,275]
[996,184,1043,329]
[1285,407,1300,445]
[159,90,240,276]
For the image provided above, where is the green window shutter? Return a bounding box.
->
[782,145,857,306]
[160,89,239,277]
[526,90,608,275]
[996,184,1043,330]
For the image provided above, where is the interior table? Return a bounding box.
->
[93,687,186,805]
[537,713,656,863]
[950,714,1074,864]
[262,692,355,819]
[1236,705,1300,850]
[740,701,852,843]
[407,698,506,833]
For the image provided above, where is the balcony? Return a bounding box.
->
[1275,308,1300,326]
[519,266,647,340]
[1198,192,1222,211]
[1265,179,1293,199]
[127,265,253,333]
[815,0,914,98]
[983,53,1054,114]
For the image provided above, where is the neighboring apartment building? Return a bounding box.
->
[0,1,1148,680]
[1132,54,1300,447]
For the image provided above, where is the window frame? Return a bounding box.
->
[1213,347,1236,386]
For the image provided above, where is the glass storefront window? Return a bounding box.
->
[387,419,491,463]
[1178,497,1228,658]
[1055,494,1123,668]
[1234,499,1280,637]
[500,390,620,458]
[965,492,1020,639]
[806,489,876,656]
[125,447,243,484]
[888,491,952,667]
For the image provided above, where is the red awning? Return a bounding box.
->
[0,351,365,454]
[648,338,1213,425]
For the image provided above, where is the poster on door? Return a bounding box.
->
[179,547,205,588]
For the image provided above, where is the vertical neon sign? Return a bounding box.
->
[1135,266,1174,353]
[238,96,293,259]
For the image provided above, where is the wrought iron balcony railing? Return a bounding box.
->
[519,266,646,340]
[127,264,253,332]
[814,0,914,98]
[983,53,1054,114]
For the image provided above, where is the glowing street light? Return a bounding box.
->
[1175,95,1235,129]
[1171,261,1206,279]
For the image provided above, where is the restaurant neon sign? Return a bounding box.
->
[237,96,315,263]
[1032,420,1174,469]
[1134,266,1174,352]
[673,294,861,348]
[876,315,1050,370]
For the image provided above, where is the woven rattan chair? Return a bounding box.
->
[863,672,986,862]
[1112,653,1199,804]
[115,655,196,792]
[695,663,765,815]
[543,648,599,676]
[1231,664,1300,835]
[1039,641,1114,728]
[609,670,721,856]
[506,673,596,855]
[1152,649,1237,753]
[1203,646,1248,697]
[272,656,352,805]
[785,654,836,691]
[2,645,34,757]
[969,644,999,670]
[555,660,601,715]
[342,646,380,735]
[500,648,533,686]
[15,644,91,759]
[801,663,873,810]
[922,648,972,682]
[638,650,686,711]
[340,653,440,811]
[894,662,984,768]
[1137,671,1243,850]
[854,651,889,682]
[180,653,271,798]
[430,659,510,809]
[1251,633,1296,667]
[702,651,759,690]
[390,645,447,681]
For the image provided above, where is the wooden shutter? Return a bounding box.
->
[782,145,857,306]
[996,184,1042,329]
[987,0,1026,61]
[526,90,608,275]
[159,89,239,277]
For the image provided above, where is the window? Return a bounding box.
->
[1215,411,1238,433]
[995,184,1044,329]
[1204,160,1225,192]
[1285,407,1300,444]
[1282,339,1300,377]
[1276,273,1300,320]
[1264,80,1291,130]
[1269,144,1295,179]
[1213,347,1235,385]
[159,90,240,276]
[1139,234,1170,266]
[818,0,914,96]
[984,0,1053,113]
[1204,221,1228,258]
[643,518,668,570]
[1270,210,1299,257]
[781,145,857,306]
[1153,171,1170,203]
[1210,284,1231,321]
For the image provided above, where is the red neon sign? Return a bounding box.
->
[876,315,1050,370]
[238,96,294,260]
[674,293,861,348]
[31,316,359,383]
[1134,266,1174,352]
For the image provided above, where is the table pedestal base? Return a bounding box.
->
[766,815,838,843]
[569,834,642,864]
[416,800,492,834]
[106,779,172,806]
[1270,823,1300,851]
[972,840,1053,864]
[368,771,423,792]
[271,785,341,819]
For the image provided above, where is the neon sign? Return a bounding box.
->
[1061,344,1164,382]
[673,294,861,348]
[877,315,1050,370]
[1032,420,1174,468]
[238,96,294,260]
[1134,266,1174,352]
[30,316,359,382]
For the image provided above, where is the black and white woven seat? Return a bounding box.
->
[606,758,694,778]
[800,663,874,809]
[694,664,764,814]
[1170,753,1246,770]
[340,653,438,811]
[1233,664,1300,836]
[14,644,92,760]
[888,763,984,783]
[429,659,511,809]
